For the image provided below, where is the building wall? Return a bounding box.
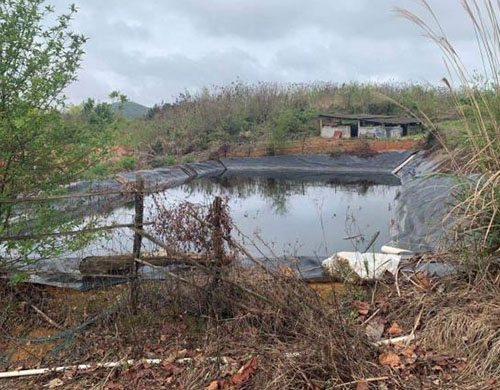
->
[359,125,403,138]
[359,126,386,138]
[407,125,422,136]
[321,125,351,139]
[386,126,403,137]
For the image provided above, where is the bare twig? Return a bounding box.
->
[29,303,65,331]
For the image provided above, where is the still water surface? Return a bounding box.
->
[75,175,399,259]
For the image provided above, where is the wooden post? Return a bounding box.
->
[212,196,224,266]
[209,196,224,316]
[130,175,144,313]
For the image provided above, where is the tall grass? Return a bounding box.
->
[398,0,500,253]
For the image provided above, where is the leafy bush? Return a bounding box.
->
[118,156,137,171]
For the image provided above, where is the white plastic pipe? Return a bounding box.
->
[0,357,234,379]
[0,359,159,379]
[392,153,417,175]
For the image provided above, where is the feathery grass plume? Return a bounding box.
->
[398,0,500,254]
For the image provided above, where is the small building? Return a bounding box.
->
[319,113,421,139]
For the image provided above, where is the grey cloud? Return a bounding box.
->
[83,45,275,105]
[47,0,482,105]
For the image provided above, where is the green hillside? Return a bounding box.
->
[111,101,150,119]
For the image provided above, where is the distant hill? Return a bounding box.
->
[111,101,150,119]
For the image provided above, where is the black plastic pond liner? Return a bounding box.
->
[220,151,414,174]
[6,150,458,290]
[18,256,327,291]
[389,151,457,253]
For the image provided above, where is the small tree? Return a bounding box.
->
[0,1,92,197]
[0,1,106,265]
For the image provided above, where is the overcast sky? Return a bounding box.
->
[50,0,480,106]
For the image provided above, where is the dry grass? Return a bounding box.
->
[143,266,380,389]
[0,264,380,389]
[398,0,500,254]
[3,257,500,388]
[385,268,500,388]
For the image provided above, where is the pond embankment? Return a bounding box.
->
[214,137,423,158]
[6,145,458,290]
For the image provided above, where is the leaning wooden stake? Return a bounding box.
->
[130,175,144,313]
[210,196,225,287]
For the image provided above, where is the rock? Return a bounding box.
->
[365,321,385,341]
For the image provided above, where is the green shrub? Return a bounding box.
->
[88,162,110,178]
[118,156,137,171]
[151,155,176,168]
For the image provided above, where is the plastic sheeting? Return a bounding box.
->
[389,151,457,252]
[220,151,413,174]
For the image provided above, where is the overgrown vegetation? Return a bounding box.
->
[115,81,456,163]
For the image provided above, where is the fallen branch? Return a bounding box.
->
[0,222,154,242]
[6,305,119,344]
[79,253,208,275]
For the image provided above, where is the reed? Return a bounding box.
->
[398,0,500,254]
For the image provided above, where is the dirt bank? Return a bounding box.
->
[215,137,423,158]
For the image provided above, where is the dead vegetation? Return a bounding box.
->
[1,251,500,389]
[1,193,499,389]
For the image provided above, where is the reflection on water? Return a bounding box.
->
[150,175,398,258]
[66,175,399,260]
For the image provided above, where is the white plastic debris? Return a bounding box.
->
[380,245,412,255]
[322,251,401,281]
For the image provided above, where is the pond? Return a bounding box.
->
[72,173,400,260]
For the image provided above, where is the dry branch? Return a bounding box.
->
[79,253,208,275]
[129,227,274,305]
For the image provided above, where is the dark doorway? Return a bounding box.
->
[402,124,408,136]
[350,124,359,137]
